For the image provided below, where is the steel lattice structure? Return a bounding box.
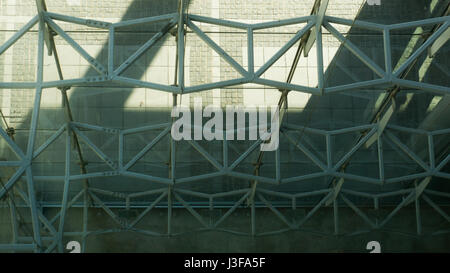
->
[0,0,449,252]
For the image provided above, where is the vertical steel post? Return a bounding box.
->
[276,144,281,184]
[326,134,332,171]
[57,125,71,252]
[383,28,392,77]
[251,199,256,236]
[167,185,173,236]
[333,198,339,235]
[119,132,124,172]
[168,93,178,236]
[171,94,178,182]
[24,13,47,252]
[170,1,183,233]
[81,188,88,253]
[377,132,385,183]
[316,22,324,94]
[428,134,435,170]
[223,130,228,170]
[8,198,19,244]
[247,27,254,76]
[177,0,185,90]
[415,194,422,235]
[108,25,115,77]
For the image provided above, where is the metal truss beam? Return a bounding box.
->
[0,11,448,95]
[0,3,449,252]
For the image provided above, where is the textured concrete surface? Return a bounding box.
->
[0,0,449,252]
[1,206,449,253]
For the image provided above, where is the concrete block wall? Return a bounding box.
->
[0,0,449,252]
[0,0,447,194]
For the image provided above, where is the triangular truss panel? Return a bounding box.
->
[0,0,449,253]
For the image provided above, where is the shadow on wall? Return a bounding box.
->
[0,0,187,199]
[68,0,185,110]
[0,0,449,195]
[309,0,449,128]
[298,0,449,161]
[47,0,449,130]
[11,0,448,132]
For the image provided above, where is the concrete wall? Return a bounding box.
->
[1,206,449,253]
[0,0,449,252]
